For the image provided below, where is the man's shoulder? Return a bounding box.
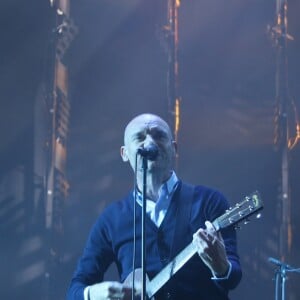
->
[180,181,225,199]
[91,192,134,232]
[180,182,229,213]
[101,192,133,216]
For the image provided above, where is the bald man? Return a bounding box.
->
[67,113,242,300]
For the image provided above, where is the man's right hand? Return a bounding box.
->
[86,281,133,300]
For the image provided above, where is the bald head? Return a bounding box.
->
[124,113,173,146]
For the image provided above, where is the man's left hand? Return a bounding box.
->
[193,221,230,277]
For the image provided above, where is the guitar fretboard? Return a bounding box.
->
[147,242,197,298]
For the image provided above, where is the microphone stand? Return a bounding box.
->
[274,262,288,300]
[269,257,300,300]
[141,156,148,300]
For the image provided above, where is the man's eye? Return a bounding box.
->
[135,134,145,141]
[153,131,165,139]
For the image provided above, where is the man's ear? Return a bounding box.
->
[172,140,178,156]
[120,146,129,162]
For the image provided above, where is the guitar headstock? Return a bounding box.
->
[213,191,263,231]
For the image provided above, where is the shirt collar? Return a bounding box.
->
[135,171,179,201]
[162,171,178,196]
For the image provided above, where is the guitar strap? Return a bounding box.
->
[169,182,195,259]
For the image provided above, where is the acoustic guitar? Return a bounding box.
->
[124,191,264,299]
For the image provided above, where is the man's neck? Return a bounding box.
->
[136,171,171,201]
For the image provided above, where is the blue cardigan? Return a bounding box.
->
[67,182,242,300]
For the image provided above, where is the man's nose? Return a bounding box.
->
[143,135,156,147]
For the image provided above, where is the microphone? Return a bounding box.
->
[137,144,158,160]
[268,257,291,269]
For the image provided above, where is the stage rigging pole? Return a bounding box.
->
[165,0,181,147]
[267,0,300,298]
[271,0,296,263]
[42,1,77,299]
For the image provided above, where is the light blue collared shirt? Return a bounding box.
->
[135,171,179,227]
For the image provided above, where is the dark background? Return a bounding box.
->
[0,0,300,299]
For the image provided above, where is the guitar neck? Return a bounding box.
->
[147,241,196,298]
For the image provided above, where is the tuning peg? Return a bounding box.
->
[256,213,262,219]
[244,218,250,225]
[234,225,241,230]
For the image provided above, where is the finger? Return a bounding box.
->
[108,283,125,299]
[205,221,216,233]
[205,221,221,242]
[194,240,213,263]
[109,291,124,297]
[196,228,211,240]
[202,252,213,262]
[194,230,215,251]
[108,282,123,291]
[200,230,216,246]
[108,289,124,297]
[194,232,211,255]
[108,292,124,300]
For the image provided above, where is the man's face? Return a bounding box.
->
[120,114,177,174]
